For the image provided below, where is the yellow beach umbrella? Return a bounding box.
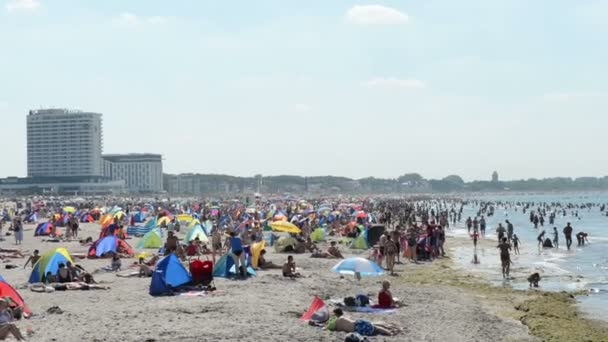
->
[270,221,301,234]
[63,206,76,214]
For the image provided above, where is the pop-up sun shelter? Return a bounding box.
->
[28,248,73,283]
[184,225,209,243]
[149,253,192,296]
[137,229,163,249]
[0,276,31,317]
[213,254,256,278]
[34,222,56,237]
[88,236,134,258]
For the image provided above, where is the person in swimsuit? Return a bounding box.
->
[373,280,399,308]
[282,255,301,278]
[512,234,520,255]
[225,231,246,278]
[537,230,546,249]
[497,237,511,279]
[23,249,40,269]
[563,223,573,250]
[333,308,398,336]
[0,299,25,341]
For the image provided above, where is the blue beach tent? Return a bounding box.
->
[149,254,192,296]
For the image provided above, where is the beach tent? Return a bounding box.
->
[133,212,146,223]
[137,229,163,249]
[144,218,157,229]
[301,296,329,323]
[213,254,256,278]
[274,236,297,253]
[185,225,209,243]
[367,225,385,247]
[34,222,55,237]
[250,240,265,268]
[24,213,38,223]
[80,214,95,223]
[88,236,134,258]
[28,248,73,283]
[310,228,326,242]
[0,276,31,316]
[100,215,114,228]
[349,230,369,250]
[157,216,172,227]
[149,253,192,296]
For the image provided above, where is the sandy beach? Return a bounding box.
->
[0,222,568,342]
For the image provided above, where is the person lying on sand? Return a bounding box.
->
[119,256,159,277]
[258,250,282,270]
[332,308,399,336]
[327,242,344,259]
[30,282,110,292]
[282,255,302,278]
[310,247,332,259]
[0,299,25,341]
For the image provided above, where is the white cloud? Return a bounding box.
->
[362,77,426,89]
[293,103,311,113]
[346,5,408,25]
[6,0,40,13]
[542,92,604,102]
[114,12,170,27]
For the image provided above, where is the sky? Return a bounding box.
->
[0,0,607,181]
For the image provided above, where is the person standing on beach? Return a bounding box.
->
[466,217,472,234]
[12,216,23,245]
[384,235,397,275]
[512,234,520,255]
[563,223,573,250]
[506,220,514,242]
[479,216,486,237]
[552,227,559,249]
[497,237,512,279]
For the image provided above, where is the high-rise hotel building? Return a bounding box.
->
[27,109,103,177]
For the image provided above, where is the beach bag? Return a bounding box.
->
[344,297,357,307]
[356,294,370,307]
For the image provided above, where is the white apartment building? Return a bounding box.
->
[27,109,103,177]
[103,154,163,193]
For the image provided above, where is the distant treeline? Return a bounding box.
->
[163,173,608,195]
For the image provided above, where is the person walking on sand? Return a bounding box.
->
[563,223,573,250]
[384,235,397,276]
[497,237,511,279]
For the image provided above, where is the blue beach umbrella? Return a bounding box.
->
[331,257,384,277]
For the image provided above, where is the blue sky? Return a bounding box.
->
[1,0,606,181]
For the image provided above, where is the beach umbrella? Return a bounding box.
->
[269,221,301,234]
[157,216,172,227]
[331,257,384,277]
[63,206,76,214]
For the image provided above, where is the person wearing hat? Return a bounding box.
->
[0,298,25,340]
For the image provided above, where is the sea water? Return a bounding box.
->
[449,193,608,321]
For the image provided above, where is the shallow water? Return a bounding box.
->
[450,193,608,321]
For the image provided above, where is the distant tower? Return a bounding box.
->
[492,171,499,183]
